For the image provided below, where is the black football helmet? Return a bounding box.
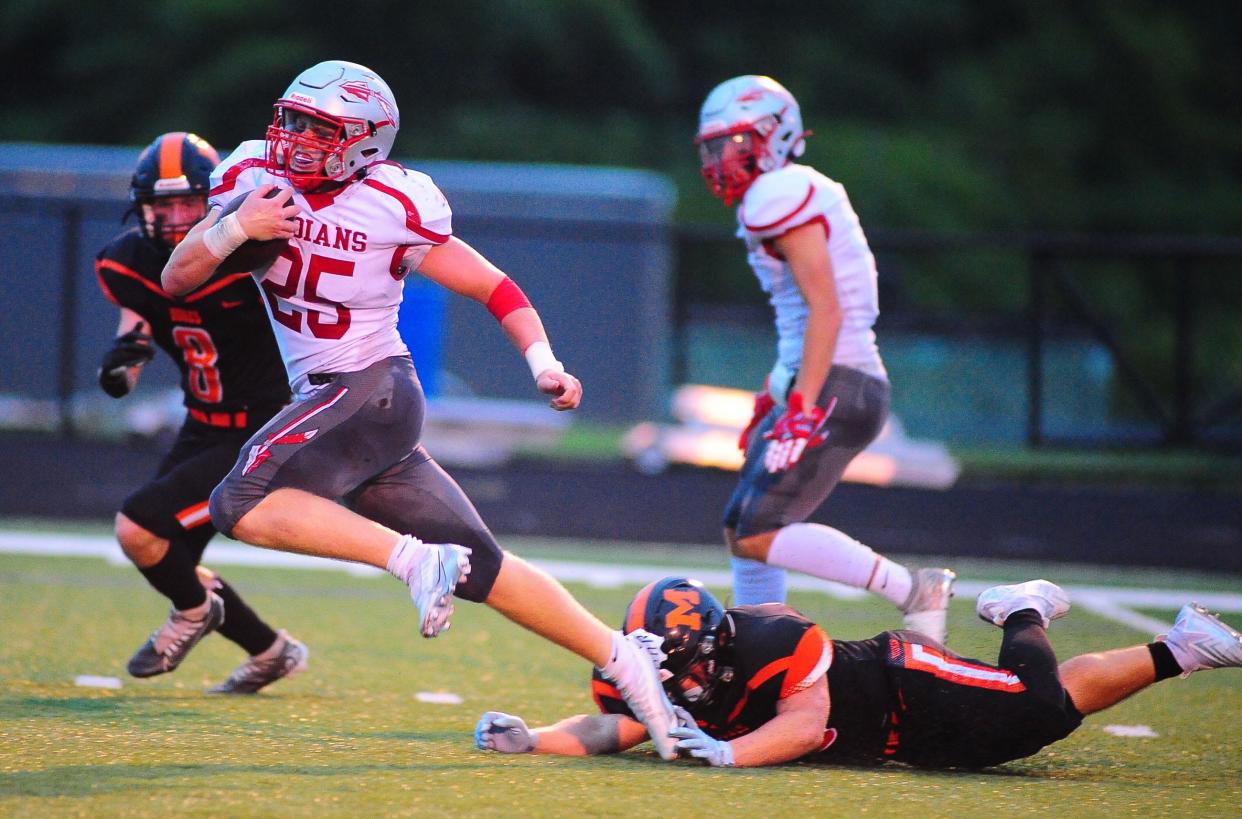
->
[622,576,735,708]
[129,132,220,248]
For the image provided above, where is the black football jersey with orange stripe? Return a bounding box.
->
[94,227,290,415]
[595,604,896,763]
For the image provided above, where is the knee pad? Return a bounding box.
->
[453,534,503,603]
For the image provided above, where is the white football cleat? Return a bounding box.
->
[604,629,679,761]
[410,543,472,638]
[900,567,956,644]
[976,579,1070,628]
[1159,603,1242,677]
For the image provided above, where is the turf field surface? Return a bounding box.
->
[1,529,1240,816]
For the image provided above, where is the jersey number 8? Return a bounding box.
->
[172,326,223,403]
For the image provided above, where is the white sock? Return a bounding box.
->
[767,523,913,608]
[599,630,628,677]
[385,534,426,584]
[731,556,787,605]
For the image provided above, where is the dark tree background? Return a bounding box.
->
[3,1,1238,232]
[2,0,1240,437]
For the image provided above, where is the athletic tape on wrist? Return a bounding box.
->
[202,212,248,260]
[524,341,564,379]
[486,276,533,322]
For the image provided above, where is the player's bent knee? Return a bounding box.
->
[115,513,165,564]
[208,479,259,540]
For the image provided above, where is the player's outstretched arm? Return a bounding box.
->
[417,237,582,410]
[162,184,297,295]
[680,675,829,768]
[475,711,649,756]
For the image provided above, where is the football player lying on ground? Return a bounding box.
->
[476,576,1242,768]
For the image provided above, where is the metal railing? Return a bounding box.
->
[5,193,1241,449]
[674,226,1242,450]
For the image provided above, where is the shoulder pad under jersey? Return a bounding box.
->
[740,165,825,239]
[208,140,269,207]
[361,162,453,246]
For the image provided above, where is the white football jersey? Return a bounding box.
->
[209,141,452,395]
[737,163,886,381]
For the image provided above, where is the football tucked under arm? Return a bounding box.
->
[211,188,293,274]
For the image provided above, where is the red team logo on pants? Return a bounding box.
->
[242,386,349,476]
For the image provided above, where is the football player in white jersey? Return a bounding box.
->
[161,60,679,757]
[696,75,956,641]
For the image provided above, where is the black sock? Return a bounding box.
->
[1147,642,1183,681]
[999,609,1066,707]
[138,545,208,611]
[213,578,279,656]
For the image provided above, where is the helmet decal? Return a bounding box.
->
[662,588,703,630]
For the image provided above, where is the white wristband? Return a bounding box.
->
[524,341,564,379]
[201,212,249,260]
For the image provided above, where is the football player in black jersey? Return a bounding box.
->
[94,131,305,693]
[476,576,1242,768]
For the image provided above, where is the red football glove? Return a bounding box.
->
[762,392,836,473]
[738,388,777,451]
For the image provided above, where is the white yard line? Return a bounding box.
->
[2,531,1239,635]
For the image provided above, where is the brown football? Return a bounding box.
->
[213,188,292,274]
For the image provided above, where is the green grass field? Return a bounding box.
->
[1,533,1240,817]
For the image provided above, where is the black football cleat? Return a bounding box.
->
[208,631,309,694]
[127,592,225,678]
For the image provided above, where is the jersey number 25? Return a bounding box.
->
[262,246,353,339]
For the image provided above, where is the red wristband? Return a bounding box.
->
[486,277,532,322]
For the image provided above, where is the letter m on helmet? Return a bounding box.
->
[663,589,702,630]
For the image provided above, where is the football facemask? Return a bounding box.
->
[140,194,208,248]
[266,105,368,192]
[624,577,734,710]
[697,128,766,206]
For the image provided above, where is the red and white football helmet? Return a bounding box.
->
[695,75,808,206]
[266,60,400,191]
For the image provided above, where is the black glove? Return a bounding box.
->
[98,323,155,398]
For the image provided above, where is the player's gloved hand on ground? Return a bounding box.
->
[475,711,537,753]
[669,706,735,767]
[762,392,836,473]
[738,386,776,451]
[98,322,155,398]
[536,369,583,411]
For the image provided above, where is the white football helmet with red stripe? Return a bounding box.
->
[266,60,400,191]
[696,75,808,206]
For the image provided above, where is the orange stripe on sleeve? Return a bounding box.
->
[184,272,253,302]
[96,258,171,300]
[780,626,832,698]
[94,261,121,306]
